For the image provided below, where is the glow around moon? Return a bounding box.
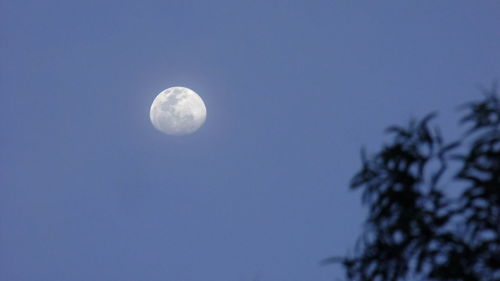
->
[149,87,207,136]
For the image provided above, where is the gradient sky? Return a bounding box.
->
[1,1,499,280]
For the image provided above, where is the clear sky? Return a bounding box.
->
[1,1,499,280]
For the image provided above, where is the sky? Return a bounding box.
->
[1,1,499,280]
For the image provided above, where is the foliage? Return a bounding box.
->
[328,92,500,281]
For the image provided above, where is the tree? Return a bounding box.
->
[325,90,500,281]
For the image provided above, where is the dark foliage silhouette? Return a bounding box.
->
[325,91,500,281]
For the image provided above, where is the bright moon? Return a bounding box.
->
[149,87,207,136]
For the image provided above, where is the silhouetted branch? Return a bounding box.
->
[333,91,500,281]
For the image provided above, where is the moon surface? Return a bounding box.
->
[150,87,207,136]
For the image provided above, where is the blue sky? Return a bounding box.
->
[1,1,499,280]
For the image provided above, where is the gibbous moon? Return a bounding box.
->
[150,87,207,136]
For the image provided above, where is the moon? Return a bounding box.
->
[149,87,207,136]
